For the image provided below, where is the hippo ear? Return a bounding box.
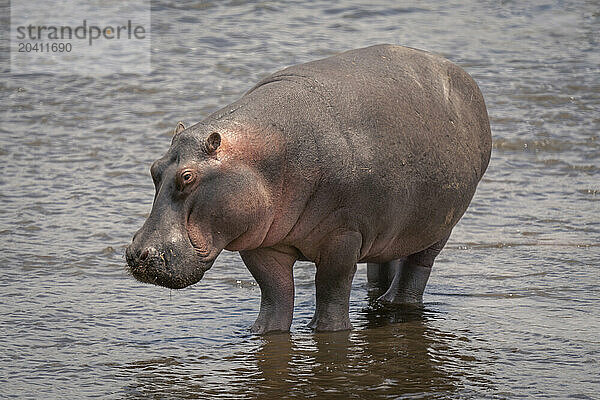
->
[174,121,186,135]
[205,132,221,153]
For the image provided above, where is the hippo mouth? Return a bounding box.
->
[127,247,215,290]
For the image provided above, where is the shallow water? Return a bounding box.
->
[1,0,599,398]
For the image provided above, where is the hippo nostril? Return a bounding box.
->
[140,248,150,261]
[125,246,136,266]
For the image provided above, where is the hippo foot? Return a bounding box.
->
[250,310,293,334]
[377,290,423,305]
[307,315,353,332]
[250,318,291,334]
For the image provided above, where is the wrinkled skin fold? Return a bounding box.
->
[126,44,492,333]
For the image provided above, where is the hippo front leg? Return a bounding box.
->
[240,247,297,334]
[308,231,362,331]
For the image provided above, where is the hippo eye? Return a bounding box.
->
[179,169,196,188]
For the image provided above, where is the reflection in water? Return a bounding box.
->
[253,333,294,398]
[121,304,478,398]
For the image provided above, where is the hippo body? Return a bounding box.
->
[126,44,492,333]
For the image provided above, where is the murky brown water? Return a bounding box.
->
[1,0,599,398]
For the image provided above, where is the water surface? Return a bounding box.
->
[1,0,599,398]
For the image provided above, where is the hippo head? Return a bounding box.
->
[126,122,271,289]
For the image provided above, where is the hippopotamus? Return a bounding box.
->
[126,44,492,333]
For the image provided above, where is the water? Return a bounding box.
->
[1,0,599,398]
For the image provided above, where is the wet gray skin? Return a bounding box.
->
[126,44,491,333]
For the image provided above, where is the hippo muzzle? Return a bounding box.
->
[125,242,215,289]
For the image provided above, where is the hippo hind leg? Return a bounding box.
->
[376,234,450,304]
[367,259,403,291]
